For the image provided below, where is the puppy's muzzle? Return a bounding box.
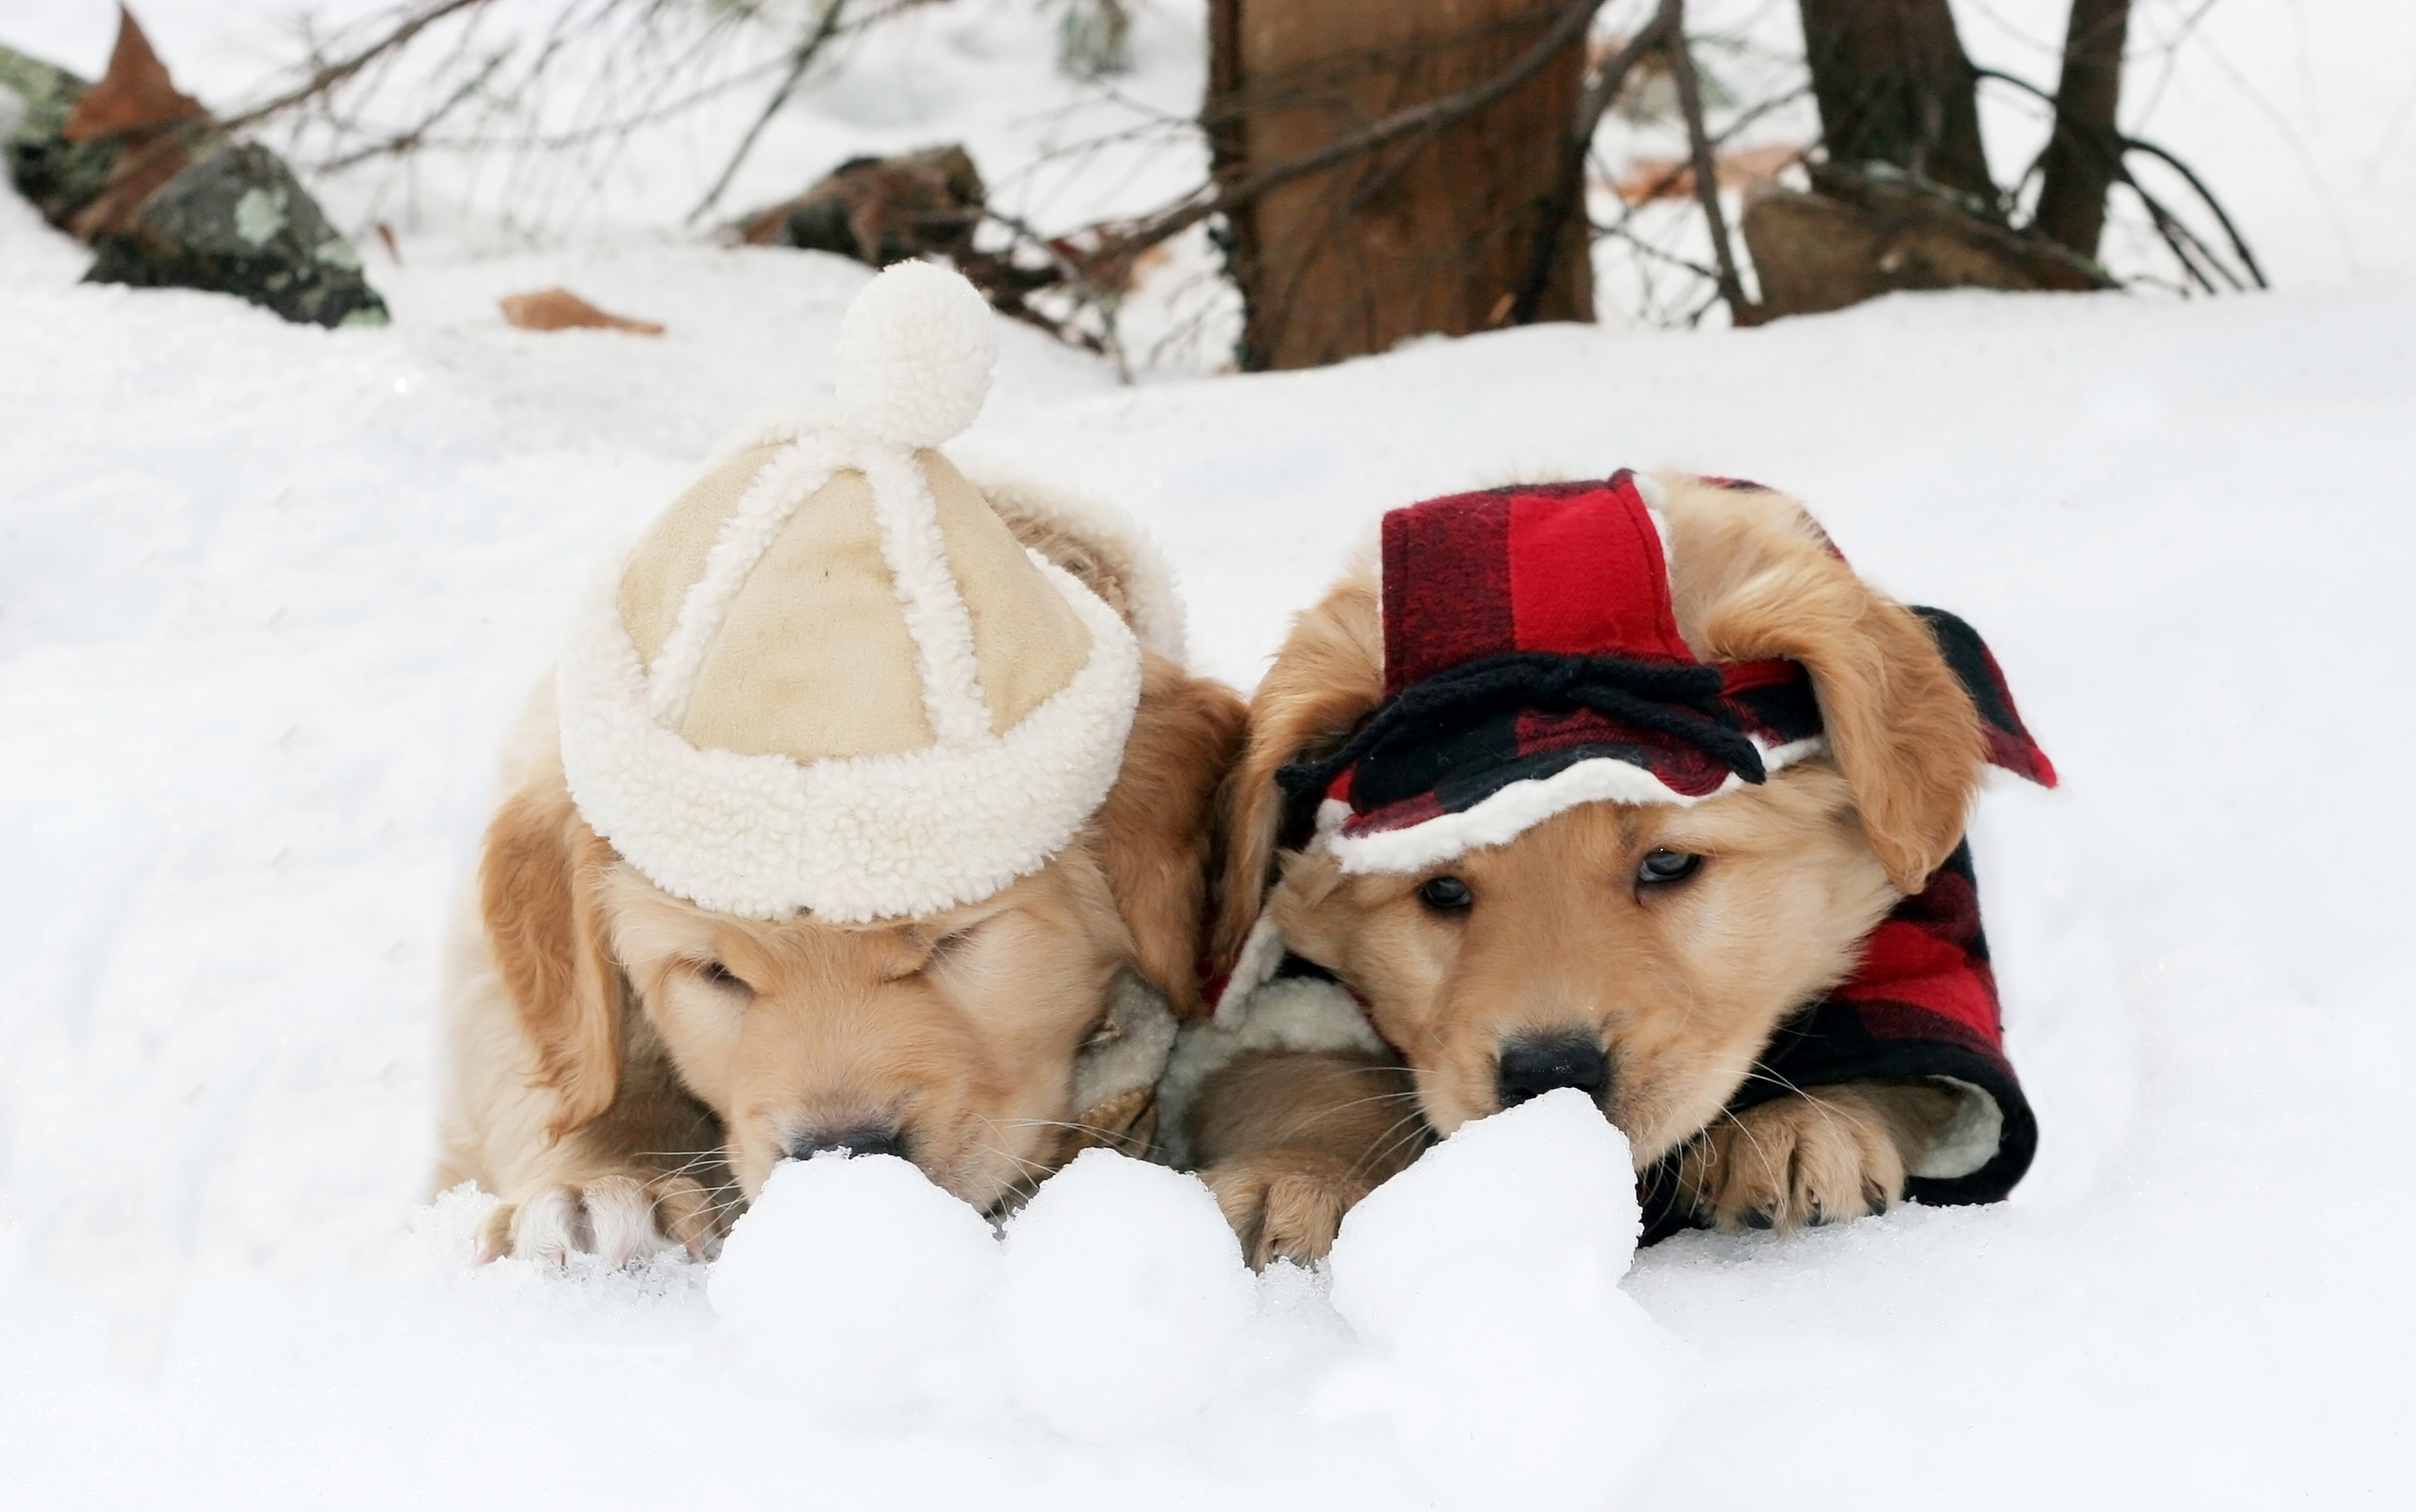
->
[788,1125,908,1162]
[1495,1033,1611,1112]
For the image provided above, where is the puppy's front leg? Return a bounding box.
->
[477,1069,735,1266]
[1189,1050,1425,1268]
[1675,1078,1960,1234]
[481,1167,728,1267]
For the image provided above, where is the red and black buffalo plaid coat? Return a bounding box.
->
[1262,472,2056,1239]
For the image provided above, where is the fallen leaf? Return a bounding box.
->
[1609,144,1803,205]
[498,288,665,336]
[63,7,209,143]
[60,7,213,241]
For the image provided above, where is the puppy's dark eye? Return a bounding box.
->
[696,959,748,992]
[1637,849,1702,886]
[1418,876,1473,911]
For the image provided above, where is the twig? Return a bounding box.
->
[220,0,492,134]
[976,203,1126,361]
[2133,188,2222,293]
[2119,136,2267,289]
[1975,64,2265,291]
[1511,0,1674,324]
[317,49,508,170]
[687,0,850,225]
[1663,3,1754,323]
[1597,217,1718,280]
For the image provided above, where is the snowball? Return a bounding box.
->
[707,1154,1001,1408]
[1323,1089,1691,1510]
[998,1147,1255,1440]
[1329,1085,1641,1334]
[831,260,997,448]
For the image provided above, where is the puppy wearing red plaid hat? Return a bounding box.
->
[1163,472,2055,1267]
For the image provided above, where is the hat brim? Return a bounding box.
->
[1321,733,1827,876]
[558,544,1142,923]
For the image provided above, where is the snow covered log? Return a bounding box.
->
[1744,163,2113,320]
[734,146,985,269]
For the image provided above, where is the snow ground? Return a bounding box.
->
[5,2,2416,1507]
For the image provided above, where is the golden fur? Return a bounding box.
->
[1194,475,1987,1263]
[440,650,1245,1264]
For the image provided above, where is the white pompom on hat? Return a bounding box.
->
[830,261,999,448]
[555,263,1144,923]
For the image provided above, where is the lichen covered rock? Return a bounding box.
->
[82,142,389,327]
[3,27,387,329]
[0,44,117,229]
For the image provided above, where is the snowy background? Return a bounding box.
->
[2,1,2412,1506]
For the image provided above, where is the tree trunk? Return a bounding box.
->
[2032,0,2130,257]
[1208,0,1592,372]
[1797,0,1993,202]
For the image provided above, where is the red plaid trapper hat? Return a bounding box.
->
[1276,471,1834,873]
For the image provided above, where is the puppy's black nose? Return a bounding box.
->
[788,1126,906,1162]
[1495,1034,1611,1111]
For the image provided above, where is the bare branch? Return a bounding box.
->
[220,0,491,134]
[2119,136,2267,289]
[1976,64,2263,292]
[687,0,852,225]
[1664,4,1753,323]
[1510,0,1675,324]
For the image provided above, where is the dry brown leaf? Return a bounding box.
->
[59,6,214,241]
[63,7,209,143]
[498,288,666,336]
[1609,144,1803,205]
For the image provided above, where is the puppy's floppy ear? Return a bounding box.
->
[1093,653,1249,1017]
[1211,572,1387,969]
[1665,477,1987,893]
[478,777,625,1140]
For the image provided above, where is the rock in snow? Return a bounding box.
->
[0,25,386,328]
[81,142,388,329]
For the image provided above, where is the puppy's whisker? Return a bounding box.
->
[1348,1108,1436,1183]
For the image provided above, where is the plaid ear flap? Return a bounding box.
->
[1913,607,2057,788]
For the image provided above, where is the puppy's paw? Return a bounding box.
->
[1678,1087,1909,1235]
[479,1174,723,1266]
[1199,1150,1373,1269]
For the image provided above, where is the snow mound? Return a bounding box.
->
[704,1148,1256,1439]
[998,1147,1256,1439]
[1324,1089,1692,1509]
[708,1153,1001,1408]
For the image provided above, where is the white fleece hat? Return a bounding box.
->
[556,262,1144,923]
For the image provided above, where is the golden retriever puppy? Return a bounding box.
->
[1173,471,2053,1266]
[434,264,1244,1263]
